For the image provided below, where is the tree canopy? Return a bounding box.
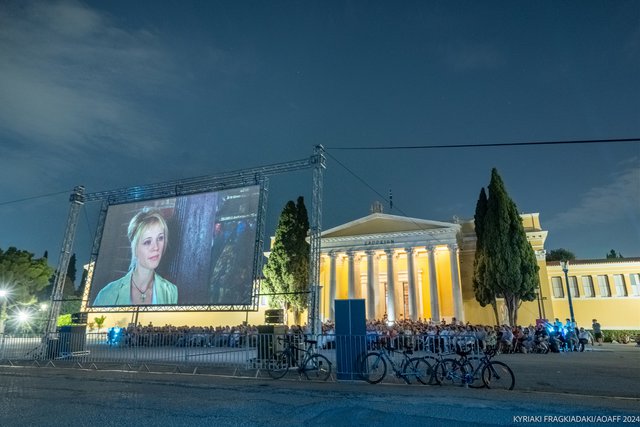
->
[474,169,540,326]
[546,248,576,262]
[262,196,310,320]
[606,249,623,259]
[0,247,53,305]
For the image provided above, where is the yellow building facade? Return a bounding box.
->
[545,259,640,329]
[317,211,640,330]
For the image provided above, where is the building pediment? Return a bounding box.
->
[322,213,459,238]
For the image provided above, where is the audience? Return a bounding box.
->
[104,317,589,353]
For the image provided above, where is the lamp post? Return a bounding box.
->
[0,289,8,335]
[560,260,575,326]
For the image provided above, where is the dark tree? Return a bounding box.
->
[66,253,77,284]
[606,249,623,259]
[481,169,540,326]
[472,187,499,324]
[59,276,81,316]
[262,197,310,323]
[546,248,576,262]
[0,246,53,306]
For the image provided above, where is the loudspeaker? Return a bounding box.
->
[71,312,88,324]
[265,309,284,324]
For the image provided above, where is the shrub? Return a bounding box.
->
[600,330,639,343]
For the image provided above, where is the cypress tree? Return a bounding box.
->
[482,168,539,326]
[67,253,77,285]
[472,187,500,324]
[262,197,310,323]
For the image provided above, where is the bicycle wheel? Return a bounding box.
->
[482,361,515,390]
[435,359,465,386]
[303,354,332,381]
[465,357,486,388]
[267,351,290,379]
[404,357,431,385]
[421,355,439,385]
[361,352,387,384]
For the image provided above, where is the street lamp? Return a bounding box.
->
[15,308,33,335]
[559,260,576,326]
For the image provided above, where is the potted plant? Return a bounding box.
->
[94,315,106,332]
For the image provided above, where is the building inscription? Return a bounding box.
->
[364,239,395,246]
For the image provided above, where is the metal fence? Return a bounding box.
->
[0,331,481,382]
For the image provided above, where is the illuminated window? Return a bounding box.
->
[551,277,564,298]
[582,276,595,298]
[597,275,611,297]
[630,274,640,296]
[613,275,627,297]
[568,276,580,298]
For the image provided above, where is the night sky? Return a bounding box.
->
[1,0,638,269]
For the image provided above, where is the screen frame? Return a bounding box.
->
[81,182,266,313]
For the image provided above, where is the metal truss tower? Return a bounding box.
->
[44,185,85,336]
[308,145,326,335]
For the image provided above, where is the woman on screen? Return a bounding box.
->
[93,207,178,306]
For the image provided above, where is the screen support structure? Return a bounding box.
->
[44,185,85,336]
[45,146,326,336]
[308,145,326,336]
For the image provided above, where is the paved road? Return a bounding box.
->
[1,344,638,426]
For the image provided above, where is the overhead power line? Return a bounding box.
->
[328,137,640,150]
[0,190,71,207]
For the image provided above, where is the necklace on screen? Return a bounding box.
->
[131,274,153,302]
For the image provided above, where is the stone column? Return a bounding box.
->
[354,253,362,299]
[405,247,418,321]
[347,250,356,299]
[427,245,440,322]
[449,243,464,323]
[328,251,337,320]
[366,250,377,319]
[384,248,396,323]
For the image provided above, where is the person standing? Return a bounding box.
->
[592,319,603,346]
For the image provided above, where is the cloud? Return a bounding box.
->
[549,160,640,228]
[0,0,175,164]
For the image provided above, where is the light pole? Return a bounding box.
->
[560,260,575,326]
[0,289,8,335]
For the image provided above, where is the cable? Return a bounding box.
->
[325,151,413,219]
[328,137,640,151]
[0,190,71,207]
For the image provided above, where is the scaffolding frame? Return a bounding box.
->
[45,146,326,336]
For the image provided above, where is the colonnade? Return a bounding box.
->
[323,243,464,323]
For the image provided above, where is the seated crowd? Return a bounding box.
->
[106,316,593,353]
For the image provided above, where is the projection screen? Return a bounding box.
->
[87,185,261,308]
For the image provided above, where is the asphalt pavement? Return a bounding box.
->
[0,343,638,426]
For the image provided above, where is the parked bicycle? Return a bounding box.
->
[267,336,332,381]
[360,340,430,384]
[431,347,515,390]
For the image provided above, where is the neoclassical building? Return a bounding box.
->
[317,210,639,329]
[318,213,465,324]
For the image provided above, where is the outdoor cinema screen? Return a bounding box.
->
[87,186,261,308]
